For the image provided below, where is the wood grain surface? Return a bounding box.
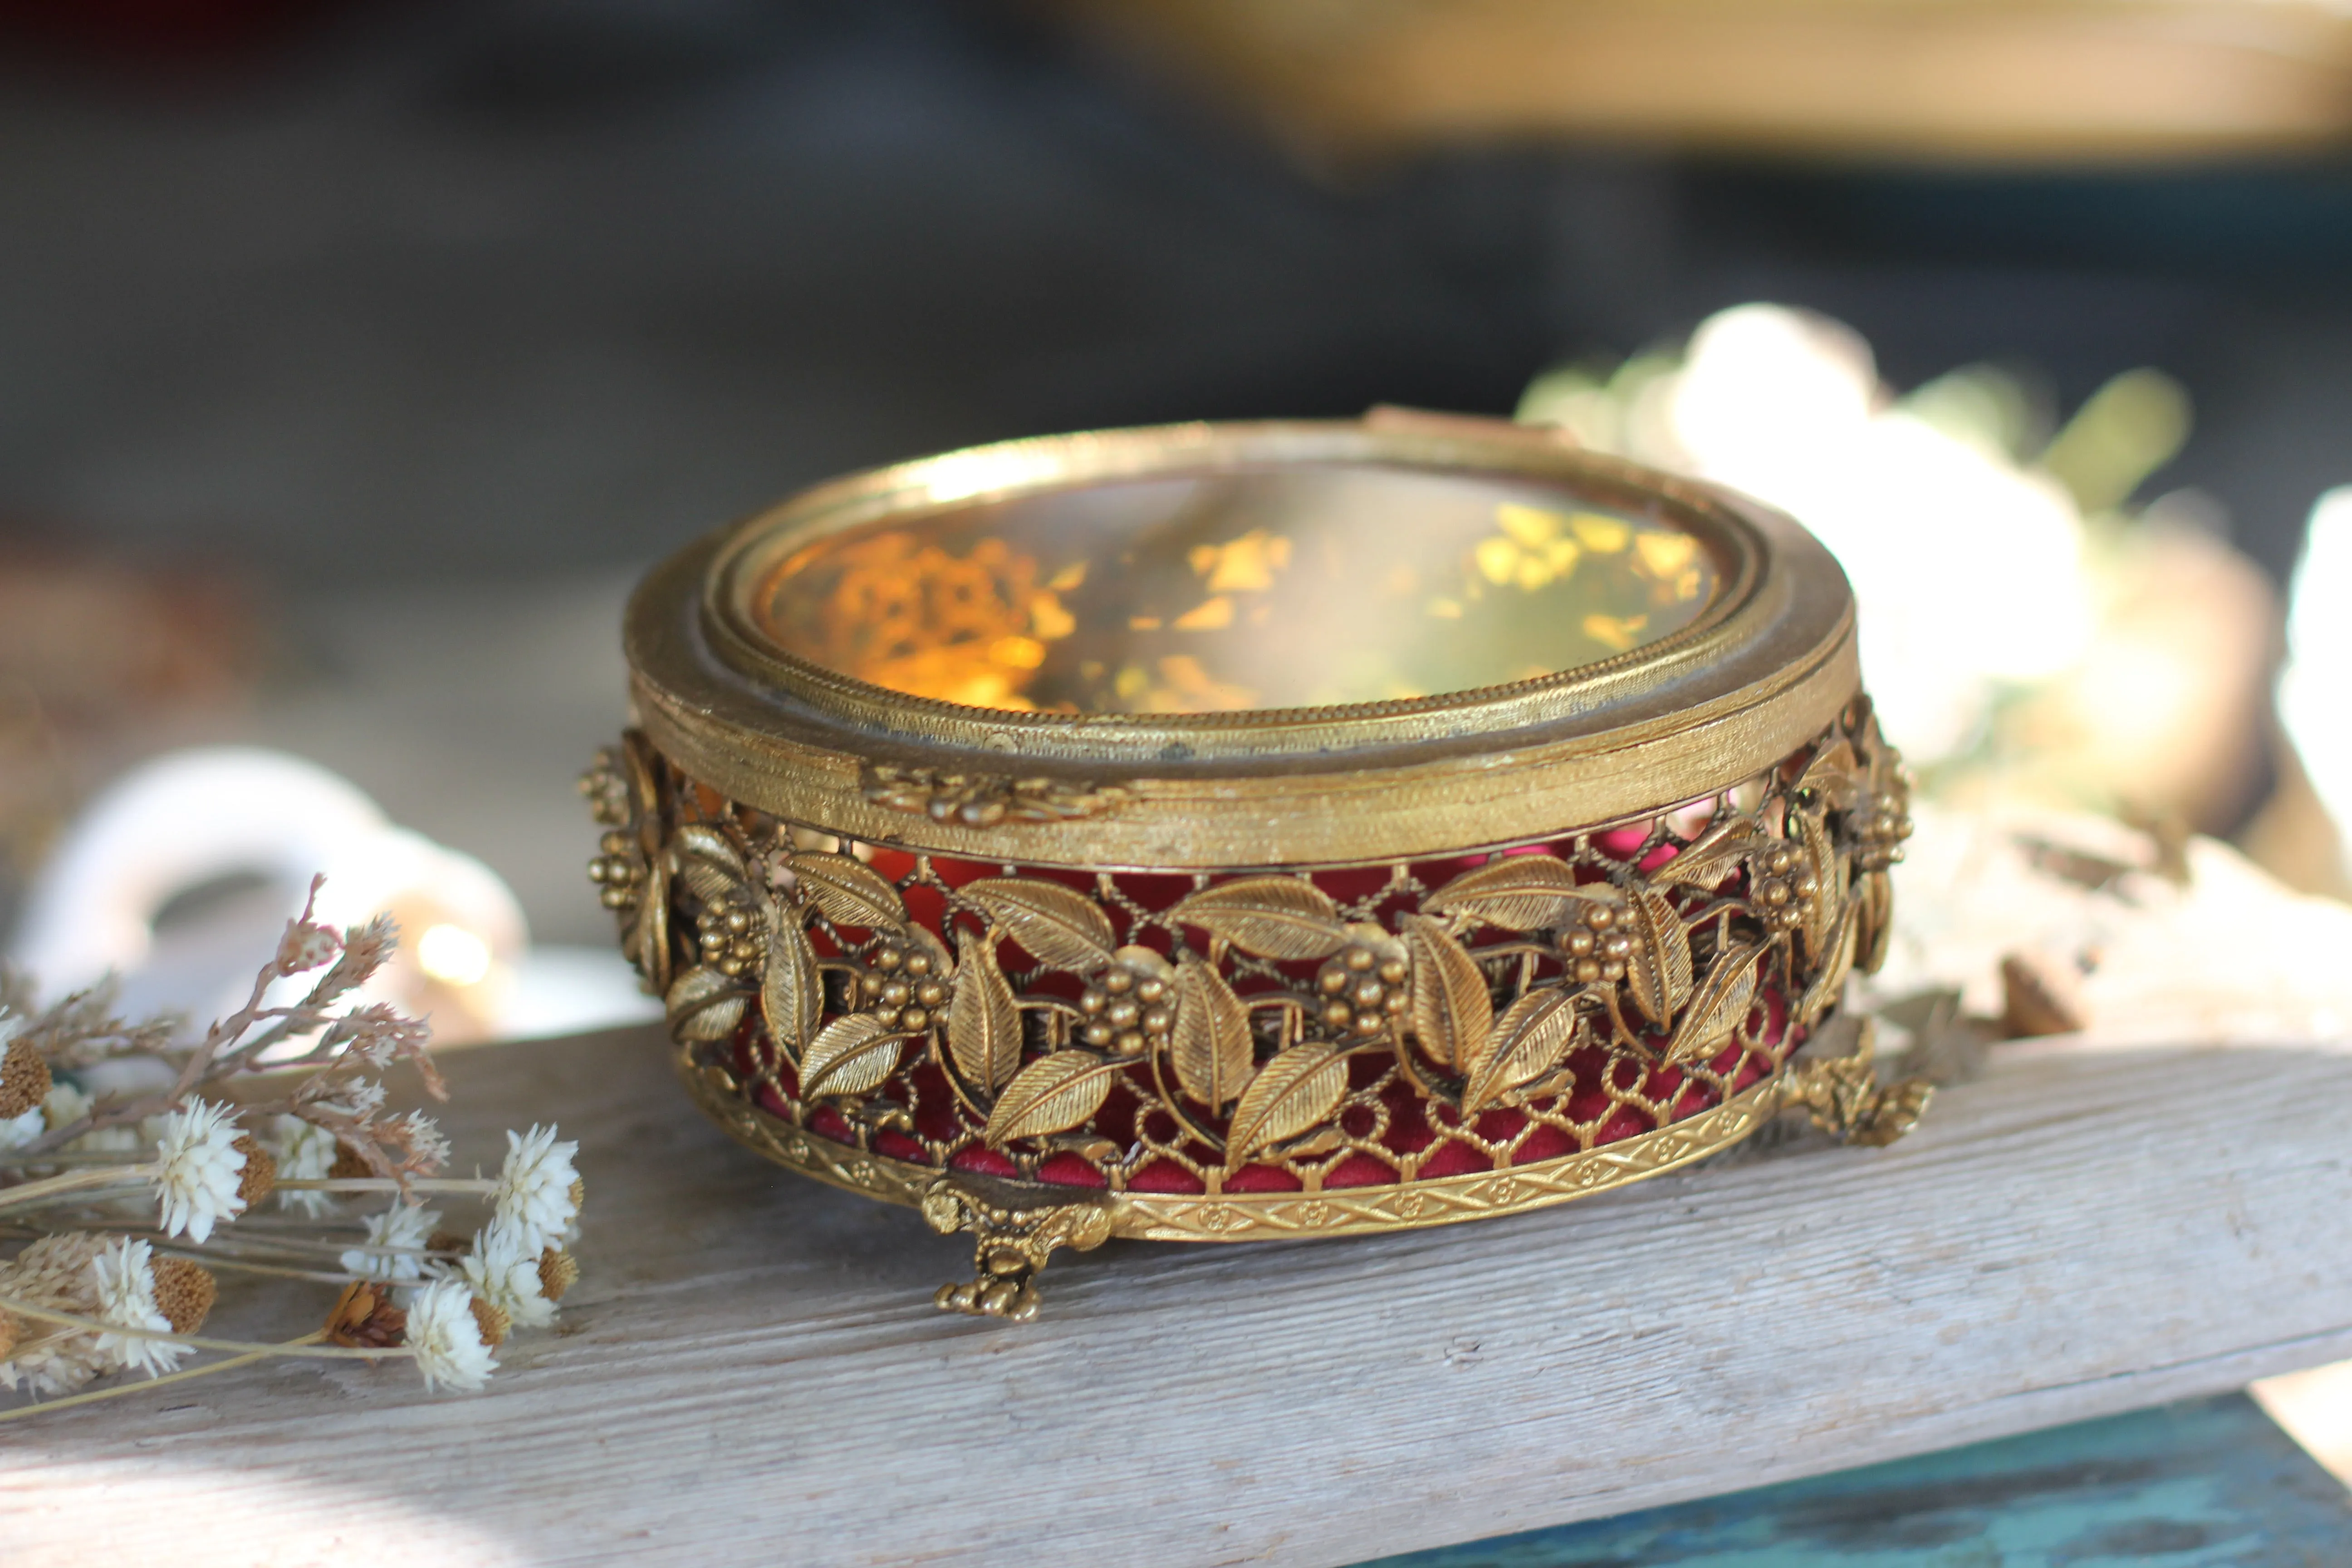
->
[5,1021,2350,1566]
[1371,1393,2352,1564]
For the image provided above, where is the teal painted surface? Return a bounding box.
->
[1366,1395,2352,1568]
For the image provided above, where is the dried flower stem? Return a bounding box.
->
[0,1152,167,1167]
[0,1166,154,1210]
[0,1294,415,1360]
[0,1332,328,1424]
[273,1178,494,1196]
[34,1224,452,1261]
[147,1253,377,1286]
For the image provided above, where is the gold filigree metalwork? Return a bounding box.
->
[860,764,1129,828]
[603,416,1932,1315]
[604,699,1919,1313]
[920,1177,1115,1321]
[1777,1019,1935,1148]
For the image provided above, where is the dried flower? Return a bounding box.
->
[340,1201,444,1284]
[92,1238,187,1379]
[0,1105,42,1153]
[537,1248,579,1303]
[491,1125,580,1252]
[309,913,397,1004]
[149,1256,217,1335]
[404,1279,495,1392]
[332,1081,388,1122]
[268,1114,338,1217]
[0,1234,110,1395]
[0,1031,51,1121]
[460,1220,556,1330]
[45,1081,142,1157]
[468,1296,510,1348]
[0,876,580,1416]
[151,1099,250,1243]
[231,1134,277,1208]
[380,1110,451,1176]
[39,1080,87,1131]
[324,1281,406,1349]
[276,917,340,973]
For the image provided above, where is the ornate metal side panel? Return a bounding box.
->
[588,701,1926,1316]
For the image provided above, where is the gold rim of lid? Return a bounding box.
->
[624,417,1860,867]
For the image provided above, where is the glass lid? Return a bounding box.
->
[745,461,1723,716]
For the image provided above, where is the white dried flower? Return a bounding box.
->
[40,1079,89,1131]
[0,1233,111,1395]
[405,1278,496,1392]
[0,1104,42,1152]
[491,1125,580,1252]
[43,1082,143,1157]
[90,1238,186,1379]
[269,1114,339,1217]
[327,1080,388,1121]
[339,1201,443,1284]
[151,1099,250,1243]
[459,1220,556,1330]
[387,1110,451,1173]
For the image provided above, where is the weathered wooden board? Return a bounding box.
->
[1372,1394,2352,1565]
[5,1022,2351,1567]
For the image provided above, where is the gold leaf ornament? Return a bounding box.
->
[986,1051,1124,1145]
[1797,737,1862,811]
[1464,986,1587,1112]
[1223,1040,1349,1169]
[960,878,1118,970]
[1402,914,1493,1077]
[671,824,750,907]
[948,930,1024,1093]
[1168,877,1349,960]
[1171,957,1254,1110]
[1664,941,1764,1067]
[1854,867,1893,975]
[1647,817,1762,892]
[1425,854,1590,932]
[788,850,908,932]
[799,1014,910,1099]
[665,964,746,1043]
[1791,808,1847,965]
[760,903,823,1064]
[1621,890,1695,1029]
[1796,906,1858,1029]
[626,854,672,993]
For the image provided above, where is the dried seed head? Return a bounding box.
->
[0,1036,51,1121]
[468,1296,511,1348]
[324,1282,407,1349]
[231,1135,277,1208]
[537,1248,579,1303]
[150,1256,218,1334]
[328,1143,373,1182]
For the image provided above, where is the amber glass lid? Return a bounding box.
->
[745,463,1721,716]
[625,418,1859,865]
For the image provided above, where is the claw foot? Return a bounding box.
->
[920,1177,1115,1320]
[1779,1018,1934,1147]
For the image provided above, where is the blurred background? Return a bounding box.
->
[3,0,2352,1038]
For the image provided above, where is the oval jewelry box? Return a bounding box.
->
[587,413,1929,1318]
